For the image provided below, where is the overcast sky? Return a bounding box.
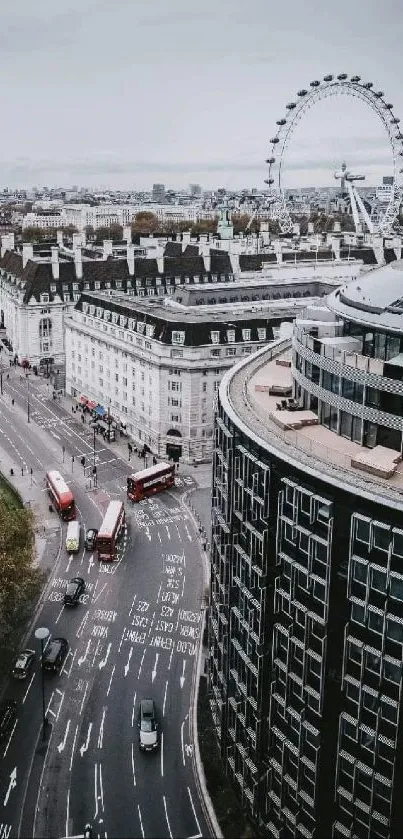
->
[1,0,402,191]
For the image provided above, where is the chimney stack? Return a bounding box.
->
[22,243,34,268]
[51,246,59,279]
[229,252,239,275]
[56,229,64,247]
[127,243,135,276]
[74,245,83,279]
[123,225,132,244]
[72,232,81,250]
[181,231,191,251]
[1,233,14,257]
[103,239,113,260]
[203,252,211,273]
[157,254,164,274]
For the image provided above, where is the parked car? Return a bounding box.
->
[11,648,35,679]
[0,700,17,739]
[42,637,69,672]
[138,699,159,751]
[85,528,98,551]
[64,577,85,607]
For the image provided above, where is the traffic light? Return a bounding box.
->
[81,456,86,468]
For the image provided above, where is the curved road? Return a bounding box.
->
[0,367,212,839]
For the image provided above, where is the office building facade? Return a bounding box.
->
[209,259,403,838]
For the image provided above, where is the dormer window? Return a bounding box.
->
[73,283,79,291]
[40,293,49,303]
[137,321,146,334]
[50,284,56,294]
[242,328,251,341]
[227,329,236,343]
[210,330,220,345]
[95,281,100,291]
[257,327,266,341]
[82,302,89,314]
[146,324,155,338]
[112,312,118,324]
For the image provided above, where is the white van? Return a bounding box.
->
[66,520,80,553]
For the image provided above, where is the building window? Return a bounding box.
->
[242,328,251,342]
[172,331,185,345]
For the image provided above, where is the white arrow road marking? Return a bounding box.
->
[57,719,71,753]
[79,722,93,757]
[76,611,89,639]
[98,642,111,670]
[3,767,17,807]
[88,553,95,575]
[180,659,186,689]
[151,653,159,683]
[184,524,192,541]
[78,639,91,667]
[124,647,133,677]
[165,525,171,541]
[65,555,73,573]
[97,707,107,749]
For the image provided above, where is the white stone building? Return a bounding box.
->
[65,285,335,464]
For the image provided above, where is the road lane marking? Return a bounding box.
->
[187,787,202,838]
[55,603,64,625]
[97,707,107,749]
[160,731,164,778]
[180,659,186,689]
[163,795,173,839]
[163,680,168,717]
[137,804,145,839]
[3,767,17,807]
[151,652,159,683]
[69,723,79,771]
[131,742,137,787]
[106,664,116,696]
[22,672,35,704]
[124,647,133,677]
[65,788,70,839]
[138,648,146,679]
[2,722,17,759]
[80,680,89,715]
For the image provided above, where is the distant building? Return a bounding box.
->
[383,176,394,186]
[152,184,166,204]
[189,184,202,197]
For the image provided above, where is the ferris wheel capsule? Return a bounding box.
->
[363,82,373,89]
[337,73,348,80]
[323,74,333,81]
[265,157,276,164]
[384,103,393,110]
[391,118,400,124]
[374,91,384,98]
[351,75,361,83]
[270,138,280,144]
[297,89,308,96]
[276,119,286,125]
[310,80,320,87]
[286,102,296,109]
[264,179,274,185]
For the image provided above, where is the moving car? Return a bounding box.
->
[42,637,69,672]
[64,577,85,607]
[66,520,80,553]
[11,648,35,679]
[0,700,17,739]
[138,699,159,751]
[85,528,98,551]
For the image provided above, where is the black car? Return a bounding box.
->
[85,528,98,551]
[64,577,85,607]
[0,700,17,740]
[138,699,159,751]
[42,637,69,672]
[11,648,35,679]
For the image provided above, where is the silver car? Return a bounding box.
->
[138,699,159,751]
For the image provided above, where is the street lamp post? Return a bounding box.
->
[35,626,50,739]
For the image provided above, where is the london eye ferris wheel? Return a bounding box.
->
[264,73,403,236]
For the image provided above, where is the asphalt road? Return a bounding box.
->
[0,367,211,839]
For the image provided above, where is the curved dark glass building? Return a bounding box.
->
[208,259,403,839]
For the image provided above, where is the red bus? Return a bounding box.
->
[97,500,126,561]
[46,470,76,520]
[127,461,175,503]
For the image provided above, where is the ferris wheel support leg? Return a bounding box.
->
[347,183,362,233]
[353,187,374,234]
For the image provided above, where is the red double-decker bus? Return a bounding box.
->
[97,500,126,561]
[127,461,175,503]
[46,470,76,520]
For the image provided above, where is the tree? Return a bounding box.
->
[131,212,159,236]
[64,224,78,236]
[22,226,58,242]
[84,225,95,240]
[94,223,123,244]
[231,213,251,235]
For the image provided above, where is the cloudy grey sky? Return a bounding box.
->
[1,0,402,191]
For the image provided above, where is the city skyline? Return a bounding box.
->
[1,0,402,191]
